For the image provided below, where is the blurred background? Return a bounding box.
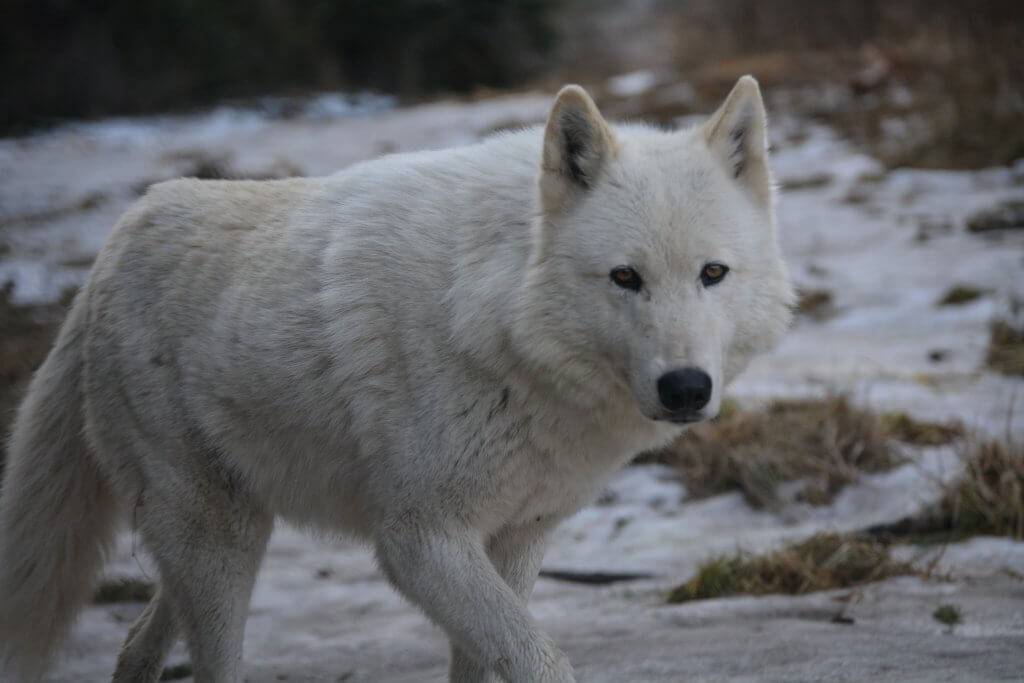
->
[2,1,1023,681]
[3,0,1023,166]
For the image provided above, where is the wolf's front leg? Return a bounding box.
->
[375,523,573,683]
[449,524,550,683]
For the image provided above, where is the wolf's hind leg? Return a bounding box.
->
[134,472,273,683]
[112,588,178,683]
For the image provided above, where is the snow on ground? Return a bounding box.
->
[2,89,1022,681]
[740,120,1024,436]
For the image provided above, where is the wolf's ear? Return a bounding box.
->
[540,85,616,213]
[702,75,771,208]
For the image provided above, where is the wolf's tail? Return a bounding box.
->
[0,297,120,681]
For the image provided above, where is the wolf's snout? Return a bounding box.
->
[656,367,712,418]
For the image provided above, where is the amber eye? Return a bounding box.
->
[701,262,729,287]
[610,266,642,291]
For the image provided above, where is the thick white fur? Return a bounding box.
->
[0,77,794,682]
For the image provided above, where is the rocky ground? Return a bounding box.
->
[1,81,1022,681]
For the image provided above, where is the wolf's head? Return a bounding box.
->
[517,76,795,426]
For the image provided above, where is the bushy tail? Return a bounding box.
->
[0,301,120,681]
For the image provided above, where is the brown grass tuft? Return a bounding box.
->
[932,604,962,628]
[779,173,834,191]
[667,533,916,603]
[966,200,1024,233]
[939,439,1024,540]
[937,285,984,307]
[656,397,905,508]
[796,289,835,321]
[880,412,964,446]
[986,320,1024,376]
[869,437,1024,543]
[0,192,107,230]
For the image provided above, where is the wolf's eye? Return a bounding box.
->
[610,266,642,291]
[701,262,729,287]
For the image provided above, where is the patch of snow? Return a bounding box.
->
[606,70,659,98]
[0,260,86,305]
[545,449,961,576]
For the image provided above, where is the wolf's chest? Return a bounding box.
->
[477,407,661,530]
[433,373,676,532]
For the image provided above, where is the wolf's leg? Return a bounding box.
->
[111,588,178,683]
[135,474,273,683]
[376,522,572,683]
[449,524,549,683]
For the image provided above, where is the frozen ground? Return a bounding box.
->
[1,86,1023,681]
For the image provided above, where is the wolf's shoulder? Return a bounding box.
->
[137,176,322,223]
[98,176,326,258]
[328,126,546,186]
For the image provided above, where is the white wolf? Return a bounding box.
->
[0,76,793,682]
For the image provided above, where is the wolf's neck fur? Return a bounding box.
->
[439,132,547,361]
[430,132,648,441]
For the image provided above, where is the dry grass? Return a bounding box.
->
[879,412,964,446]
[653,398,964,508]
[779,173,834,191]
[966,200,1024,233]
[667,533,917,603]
[938,439,1024,540]
[655,397,909,508]
[933,604,962,628]
[795,289,835,321]
[937,285,984,307]
[0,191,106,229]
[869,437,1024,543]
[986,320,1024,376]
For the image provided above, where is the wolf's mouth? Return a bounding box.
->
[657,412,704,425]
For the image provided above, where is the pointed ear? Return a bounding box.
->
[703,75,772,207]
[539,85,617,213]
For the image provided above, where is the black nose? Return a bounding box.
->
[657,367,712,414]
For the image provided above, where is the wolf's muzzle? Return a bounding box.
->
[656,367,712,420]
